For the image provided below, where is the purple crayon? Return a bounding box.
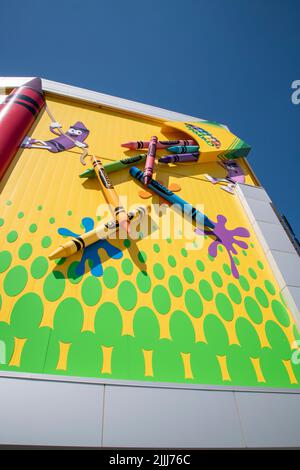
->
[143,135,157,185]
[159,152,199,163]
[121,139,196,150]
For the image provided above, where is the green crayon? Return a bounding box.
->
[79,153,147,178]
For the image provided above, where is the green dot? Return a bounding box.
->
[208,254,215,262]
[257,260,264,270]
[255,287,269,308]
[239,275,250,292]
[152,285,171,315]
[94,302,123,346]
[10,293,43,338]
[170,310,195,353]
[29,224,37,233]
[6,200,12,206]
[196,260,205,272]
[265,320,291,360]
[168,255,176,268]
[41,236,52,248]
[218,245,223,252]
[153,263,165,280]
[242,250,247,256]
[67,210,72,216]
[118,281,137,311]
[212,271,223,287]
[233,256,240,266]
[81,277,102,306]
[223,263,231,275]
[17,212,24,219]
[54,298,83,342]
[0,251,12,273]
[137,251,147,264]
[0,218,4,227]
[4,266,28,296]
[227,283,242,304]
[271,300,290,327]
[166,237,172,244]
[244,296,263,324]
[248,267,257,279]
[181,248,188,257]
[43,271,65,301]
[280,292,287,306]
[215,293,234,321]
[123,239,131,248]
[133,307,160,350]
[30,256,49,279]
[37,205,43,211]
[103,266,118,289]
[121,258,133,275]
[67,262,82,284]
[184,289,203,318]
[49,217,55,224]
[235,317,261,358]
[18,243,32,260]
[183,267,194,284]
[265,280,276,295]
[153,244,160,253]
[199,279,213,301]
[168,275,183,297]
[136,271,151,293]
[250,243,254,248]
[7,230,18,243]
[204,314,229,355]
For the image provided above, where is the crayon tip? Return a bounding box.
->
[48,247,64,260]
[144,176,151,185]
[121,142,130,148]
[23,77,43,94]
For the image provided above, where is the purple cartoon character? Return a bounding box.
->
[21,120,89,161]
[204,160,245,194]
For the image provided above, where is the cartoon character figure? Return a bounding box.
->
[204,160,245,194]
[21,121,89,155]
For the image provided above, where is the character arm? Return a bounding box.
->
[50,121,63,136]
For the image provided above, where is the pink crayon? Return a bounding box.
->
[143,135,157,185]
[121,139,197,150]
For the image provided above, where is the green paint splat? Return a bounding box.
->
[227,283,242,304]
[10,293,43,338]
[18,243,32,260]
[17,212,24,219]
[29,224,37,233]
[0,218,4,227]
[265,280,276,295]
[223,263,231,275]
[168,275,183,297]
[199,279,213,301]
[103,266,118,289]
[37,205,43,211]
[235,317,261,358]
[238,275,250,292]
[49,217,55,224]
[118,281,137,311]
[121,258,133,275]
[136,271,151,293]
[233,256,240,266]
[215,293,234,321]
[7,230,18,243]
[123,239,131,248]
[133,306,160,350]
[203,314,229,356]
[183,267,194,284]
[244,296,263,324]
[170,310,195,353]
[257,260,264,270]
[181,248,188,258]
[94,302,122,347]
[54,298,83,342]
[242,250,247,256]
[184,289,203,318]
[168,255,176,268]
[67,210,73,216]
[271,300,290,327]
[0,251,12,273]
[254,287,269,308]
[212,271,223,288]
[152,285,171,315]
[153,263,165,280]
[208,254,215,262]
[31,256,49,279]
[248,267,257,279]
[81,277,102,306]
[196,260,205,272]
[43,271,65,302]
[4,266,28,296]
[41,236,52,248]
[153,243,160,253]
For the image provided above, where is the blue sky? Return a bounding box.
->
[1,0,299,234]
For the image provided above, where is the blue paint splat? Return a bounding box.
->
[58,217,123,277]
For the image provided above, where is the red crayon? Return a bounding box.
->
[143,135,157,185]
[0,77,45,181]
[121,139,197,150]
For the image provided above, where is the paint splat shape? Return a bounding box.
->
[138,181,182,203]
[58,217,123,277]
[195,214,250,279]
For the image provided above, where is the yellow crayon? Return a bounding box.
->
[91,155,129,232]
[48,206,148,260]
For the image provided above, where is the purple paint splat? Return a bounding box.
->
[58,217,123,277]
[195,214,250,278]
